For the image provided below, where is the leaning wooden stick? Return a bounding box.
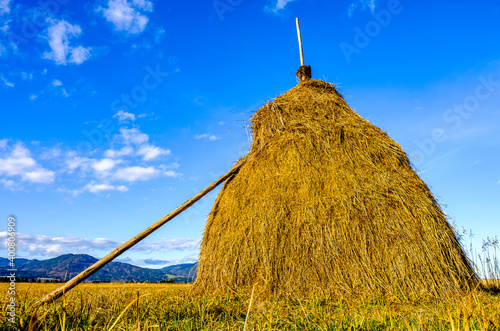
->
[37,159,245,306]
[296,17,304,66]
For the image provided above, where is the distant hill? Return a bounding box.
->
[162,263,197,282]
[0,254,197,283]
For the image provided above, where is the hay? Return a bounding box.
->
[194,78,477,300]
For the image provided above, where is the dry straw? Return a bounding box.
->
[194,78,478,300]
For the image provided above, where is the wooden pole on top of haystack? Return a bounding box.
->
[295,18,311,82]
[296,17,305,66]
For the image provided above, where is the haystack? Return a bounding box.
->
[194,73,477,299]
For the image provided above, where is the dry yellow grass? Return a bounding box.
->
[1,282,500,330]
[195,78,477,300]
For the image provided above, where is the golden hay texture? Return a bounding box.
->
[194,79,478,300]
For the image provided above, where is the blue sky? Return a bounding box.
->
[1,0,499,269]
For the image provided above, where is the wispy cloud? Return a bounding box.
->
[1,75,14,87]
[97,0,153,35]
[40,146,62,160]
[267,0,296,13]
[113,166,161,182]
[0,43,6,57]
[195,133,218,141]
[92,158,121,173]
[109,126,170,160]
[134,237,200,253]
[65,152,92,173]
[0,0,11,15]
[50,79,70,97]
[83,181,128,193]
[0,178,14,189]
[42,19,93,65]
[113,110,136,123]
[347,0,376,18]
[23,169,56,184]
[117,127,149,145]
[0,232,121,256]
[0,232,199,257]
[137,144,170,161]
[275,0,294,11]
[21,72,34,80]
[0,19,9,33]
[104,146,134,158]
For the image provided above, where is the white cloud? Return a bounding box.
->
[40,146,62,160]
[83,182,128,193]
[113,110,136,123]
[104,146,134,158]
[195,133,218,141]
[22,169,55,184]
[140,254,199,267]
[0,232,198,257]
[42,19,93,65]
[0,138,7,149]
[50,79,70,97]
[65,153,91,172]
[114,166,160,182]
[21,72,34,80]
[0,232,121,256]
[69,45,92,65]
[97,0,153,35]
[112,128,170,160]
[272,0,295,12]
[57,187,82,196]
[117,127,149,145]
[92,158,121,173]
[0,0,11,15]
[0,143,37,176]
[347,0,376,17]
[0,178,14,189]
[135,237,200,253]
[29,94,38,101]
[1,75,14,87]
[0,20,9,33]
[162,170,179,177]
[137,144,170,161]
[0,142,55,184]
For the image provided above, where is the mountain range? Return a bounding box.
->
[0,254,197,283]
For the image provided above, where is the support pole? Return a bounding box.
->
[37,159,245,306]
[296,17,304,66]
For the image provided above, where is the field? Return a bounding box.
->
[1,282,500,330]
